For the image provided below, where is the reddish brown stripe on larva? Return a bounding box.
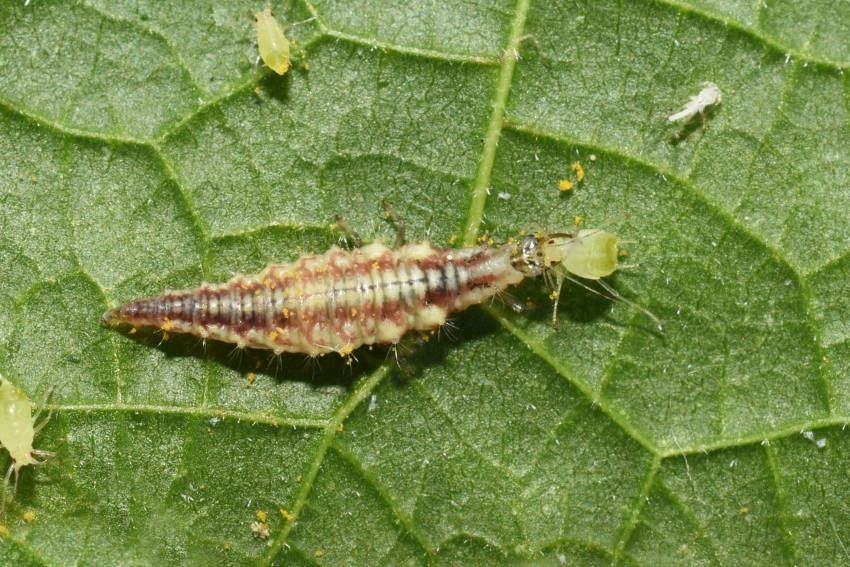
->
[103,241,526,357]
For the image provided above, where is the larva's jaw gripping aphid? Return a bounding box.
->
[254,8,291,75]
[0,378,51,519]
[102,228,636,358]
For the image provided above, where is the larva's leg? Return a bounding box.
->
[332,214,363,248]
[496,290,527,314]
[381,199,406,247]
[387,342,415,377]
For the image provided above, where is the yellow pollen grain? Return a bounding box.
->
[246,372,256,386]
[558,179,574,192]
[256,510,268,522]
[618,249,629,257]
[269,330,279,340]
[336,423,344,432]
[296,474,303,482]
[372,261,380,270]
[350,307,358,317]
[315,550,325,558]
[281,308,290,318]
[571,161,585,182]
[573,215,583,226]
[23,510,36,523]
[549,290,559,300]
[338,344,354,356]
[161,318,175,331]
[280,508,295,521]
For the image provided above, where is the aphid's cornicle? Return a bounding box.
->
[102,229,622,356]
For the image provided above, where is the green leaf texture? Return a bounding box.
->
[1,0,849,565]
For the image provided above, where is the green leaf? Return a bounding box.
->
[1,0,848,565]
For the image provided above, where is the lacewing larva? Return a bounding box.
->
[668,81,722,124]
[0,377,52,518]
[103,227,659,358]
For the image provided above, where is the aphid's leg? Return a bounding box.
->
[283,17,317,70]
[32,386,55,435]
[332,214,363,248]
[31,450,55,465]
[381,199,406,247]
[511,34,550,63]
[1,464,15,520]
[550,273,566,331]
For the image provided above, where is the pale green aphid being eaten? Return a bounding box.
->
[540,228,663,330]
[0,377,53,519]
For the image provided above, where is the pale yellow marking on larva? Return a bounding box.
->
[0,377,52,520]
[160,318,175,332]
[254,8,291,75]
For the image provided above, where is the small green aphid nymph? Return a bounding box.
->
[0,377,53,519]
[254,8,292,75]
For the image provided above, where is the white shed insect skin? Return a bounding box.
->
[667,81,722,123]
[0,378,53,519]
[103,227,661,356]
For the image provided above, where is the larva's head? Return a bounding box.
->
[512,229,619,280]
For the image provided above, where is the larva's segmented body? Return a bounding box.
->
[102,229,622,357]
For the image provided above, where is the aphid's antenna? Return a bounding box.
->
[559,272,664,331]
[31,386,55,435]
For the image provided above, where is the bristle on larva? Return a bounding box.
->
[103,230,629,357]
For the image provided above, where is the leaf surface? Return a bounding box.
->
[0,0,848,565]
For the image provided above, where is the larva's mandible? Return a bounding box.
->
[103,229,633,357]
